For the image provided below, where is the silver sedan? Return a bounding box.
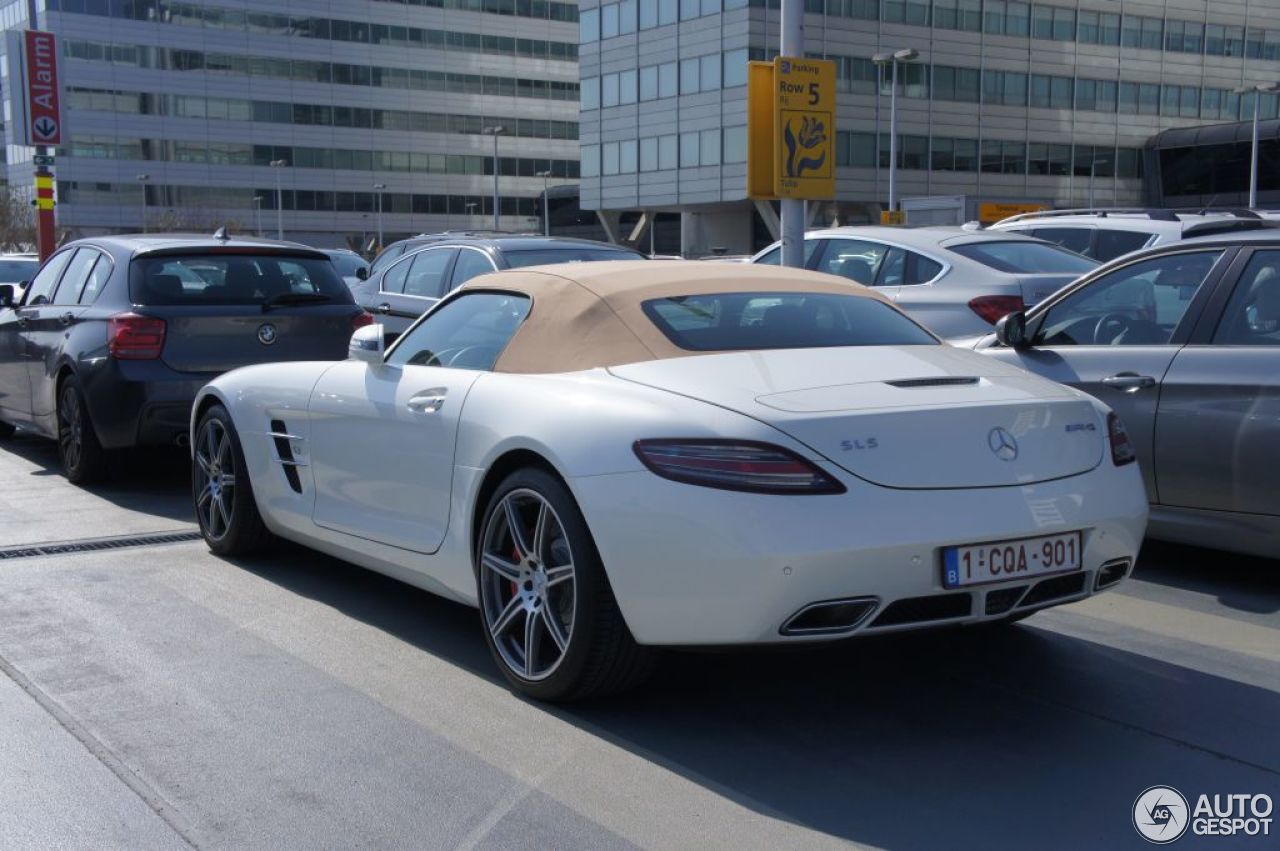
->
[974,231,1280,559]
[752,226,1097,338]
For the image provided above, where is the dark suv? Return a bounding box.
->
[0,233,372,482]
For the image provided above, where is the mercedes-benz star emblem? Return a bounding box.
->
[257,323,278,346]
[988,427,1018,461]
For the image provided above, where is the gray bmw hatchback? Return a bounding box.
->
[0,233,371,483]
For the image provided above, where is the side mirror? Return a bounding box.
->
[0,285,13,309]
[355,266,369,281]
[349,323,385,364]
[994,311,1029,349]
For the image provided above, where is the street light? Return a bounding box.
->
[1234,82,1280,208]
[136,174,150,233]
[871,47,918,220]
[373,183,386,250]
[483,125,505,231]
[536,169,553,236]
[1087,157,1109,210]
[465,202,478,220]
[269,159,288,239]
[252,195,264,238]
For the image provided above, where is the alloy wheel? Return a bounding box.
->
[194,419,237,541]
[479,488,577,681]
[58,385,83,472]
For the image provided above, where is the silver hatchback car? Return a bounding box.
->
[974,231,1280,559]
[752,226,1097,338]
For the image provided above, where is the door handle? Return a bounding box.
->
[58,312,75,326]
[377,302,391,314]
[406,389,447,413]
[1101,373,1156,392]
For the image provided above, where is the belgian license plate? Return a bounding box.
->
[942,531,1082,589]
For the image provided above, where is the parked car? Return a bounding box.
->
[974,231,1280,559]
[751,227,1098,337]
[0,253,40,299]
[989,208,1278,262]
[318,248,369,288]
[351,235,644,337]
[366,230,513,278]
[0,233,371,483]
[191,261,1146,701]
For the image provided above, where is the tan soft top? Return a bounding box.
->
[455,259,893,374]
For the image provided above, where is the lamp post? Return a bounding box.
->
[252,195,263,237]
[136,174,150,232]
[1087,158,1109,210]
[871,47,918,220]
[465,202,478,221]
[483,125,505,231]
[1234,82,1280,208]
[536,169,552,236]
[269,159,288,239]
[373,183,386,250]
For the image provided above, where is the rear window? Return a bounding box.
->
[502,248,642,268]
[130,254,352,306]
[949,241,1097,274]
[326,252,367,277]
[641,292,937,351]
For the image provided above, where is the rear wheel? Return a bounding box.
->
[57,375,106,484]
[0,420,14,440]
[476,467,657,702]
[193,404,271,556]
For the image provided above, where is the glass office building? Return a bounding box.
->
[2,0,581,245]
[579,0,1280,254]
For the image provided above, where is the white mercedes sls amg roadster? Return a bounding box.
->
[191,261,1148,701]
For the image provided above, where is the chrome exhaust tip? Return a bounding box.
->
[780,597,878,636]
[1094,558,1131,590]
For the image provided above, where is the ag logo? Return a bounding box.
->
[257,323,278,345]
[1133,786,1190,844]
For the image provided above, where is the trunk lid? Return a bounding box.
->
[148,306,356,373]
[609,346,1104,489]
[1014,272,1078,308]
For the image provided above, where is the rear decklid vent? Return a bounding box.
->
[885,376,979,388]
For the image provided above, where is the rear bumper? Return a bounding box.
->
[82,359,212,449]
[570,464,1148,646]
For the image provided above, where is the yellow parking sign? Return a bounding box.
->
[773,56,836,200]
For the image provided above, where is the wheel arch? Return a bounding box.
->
[469,447,570,561]
[190,389,230,455]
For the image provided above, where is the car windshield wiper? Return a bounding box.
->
[261,292,333,312]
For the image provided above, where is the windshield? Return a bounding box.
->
[948,241,1097,275]
[130,254,352,306]
[326,252,368,277]
[642,292,937,351]
[502,247,643,268]
[0,259,38,282]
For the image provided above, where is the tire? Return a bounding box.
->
[0,420,15,440]
[57,374,107,484]
[476,467,657,702]
[192,404,272,556]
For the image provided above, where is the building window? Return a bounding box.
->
[723,49,749,87]
[640,66,658,100]
[580,8,599,42]
[680,131,700,167]
[1122,15,1163,51]
[619,0,638,34]
[882,1,929,26]
[639,0,658,29]
[700,54,721,90]
[581,76,599,110]
[602,141,619,175]
[619,139,638,173]
[1031,4,1074,42]
[680,0,699,20]
[658,62,678,98]
[982,140,1026,175]
[640,137,658,171]
[723,126,747,163]
[619,70,637,104]
[680,58,700,94]
[601,3,619,38]
[983,70,1027,107]
[659,134,678,169]
[602,72,620,107]
[658,0,678,24]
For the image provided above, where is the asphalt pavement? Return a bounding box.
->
[0,431,1276,850]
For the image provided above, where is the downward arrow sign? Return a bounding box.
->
[33,117,57,139]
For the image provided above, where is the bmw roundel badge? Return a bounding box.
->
[257,323,278,346]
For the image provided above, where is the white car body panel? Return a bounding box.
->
[193,344,1148,645]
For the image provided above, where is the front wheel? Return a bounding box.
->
[58,375,106,484]
[193,404,271,556]
[476,467,657,702]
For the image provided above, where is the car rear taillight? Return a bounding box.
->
[351,311,375,330]
[633,439,845,494]
[968,295,1025,326]
[1107,412,1136,466]
[107,314,166,360]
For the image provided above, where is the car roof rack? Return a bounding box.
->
[1180,218,1280,238]
[993,206,1264,226]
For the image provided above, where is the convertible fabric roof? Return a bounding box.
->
[455,260,895,374]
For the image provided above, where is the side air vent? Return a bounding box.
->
[269,419,303,494]
[885,377,980,388]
